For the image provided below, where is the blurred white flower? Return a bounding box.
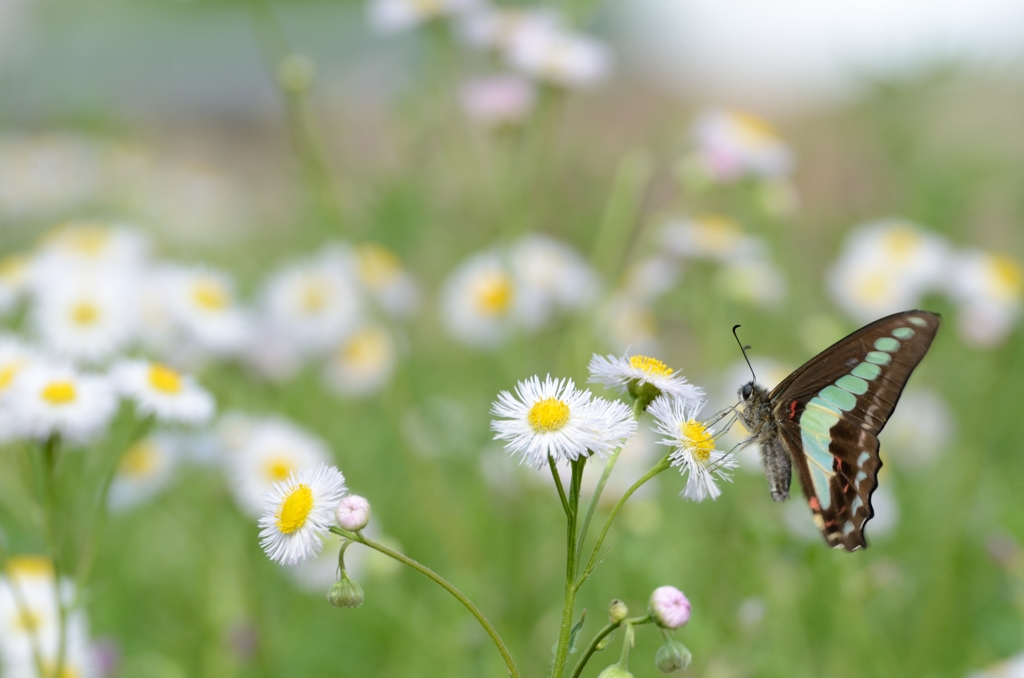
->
[507,25,612,88]
[441,251,528,348]
[33,222,151,276]
[108,434,178,512]
[323,324,396,398]
[660,215,764,264]
[159,264,250,356]
[827,219,950,322]
[240,319,305,383]
[947,250,1022,347]
[261,249,363,353]
[460,75,536,127]
[880,389,953,470]
[349,243,419,318]
[458,7,561,51]
[621,255,681,302]
[112,360,215,425]
[596,292,660,355]
[368,0,481,34]
[228,417,333,518]
[6,362,117,445]
[510,234,598,326]
[968,651,1024,678]
[0,253,31,316]
[259,464,347,566]
[716,258,786,308]
[687,109,793,183]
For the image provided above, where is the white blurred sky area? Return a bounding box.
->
[615,0,1024,111]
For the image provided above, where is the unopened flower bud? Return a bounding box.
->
[649,586,691,629]
[608,599,629,623]
[655,639,692,673]
[597,665,634,678]
[327,575,364,608]
[335,495,371,531]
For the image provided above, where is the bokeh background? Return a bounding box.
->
[1,0,1023,676]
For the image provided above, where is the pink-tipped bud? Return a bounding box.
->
[649,586,691,629]
[335,495,371,531]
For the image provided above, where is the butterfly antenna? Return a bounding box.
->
[732,324,757,382]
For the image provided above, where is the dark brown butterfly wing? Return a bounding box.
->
[770,310,940,550]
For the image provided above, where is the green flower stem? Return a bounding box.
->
[41,435,69,678]
[550,455,571,518]
[328,527,520,678]
[576,456,671,590]
[569,614,654,678]
[551,457,585,678]
[575,446,622,566]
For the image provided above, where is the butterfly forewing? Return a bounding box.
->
[770,310,940,550]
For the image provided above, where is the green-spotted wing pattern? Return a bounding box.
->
[738,310,941,551]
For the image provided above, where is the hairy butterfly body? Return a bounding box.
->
[737,310,941,551]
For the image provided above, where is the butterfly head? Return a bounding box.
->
[740,381,754,401]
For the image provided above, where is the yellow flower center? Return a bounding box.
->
[853,272,891,303]
[732,111,778,145]
[70,301,100,326]
[474,271,514,316]
[0,363,19,391]
[48,224,110,257]
[356,243,402,288]
[410,0,442,15]
[192,280,229,311]
[527,398,571,433]
[6,556,54,580]
[148,364,183,394]
[681,419,715,464]
[119,441,158,478]
[264,457,295,482]
[628,355,673,378]
[13,609,44,632]
[695,215,743,252]
[883,227,922,260]
[991,254,1023,300]
[275,484,314,534]
[42,380,77,405]
[43,663,79,678]
[300,280,328,313]
[341,327,389,369]
[0,254,27,283]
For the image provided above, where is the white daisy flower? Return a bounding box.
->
[31,273,139,364]
[368,0,481,34]
[259,463,347,566]
[588,352,704,410]
[107,434,178,511]
[596,292,660,355]
[506,25,612,88]
[660,215,764,264]
[350,243,419,318]
[0,336,38,442]
[0,253,31,316]
[111,359,215,425]
[716,258,786,308]
[260,249,362,353]
[947,249,1022,347]
[7,362,118,445]
[322,324,396,398]
[460,75,536,128]
[509,234,598,327]
[458,7,561,51]
[621,255,681,302]
[441,251,529,348]
[490,375,636,468]
[228,417,333,518]
[158,264,250,355]
[687,108,793,183]
[34,221,150,274]
[239,319,305,383]
[649,396,737,501]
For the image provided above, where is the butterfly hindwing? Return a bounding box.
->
[771,310,940,550]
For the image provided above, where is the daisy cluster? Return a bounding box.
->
[490,352,739,502]
[369,1,612,127]
[441,234,598,348]
[680,108,795,186]
[1,222,418,398]
[0,557,100,678]
[828,218,1023,347]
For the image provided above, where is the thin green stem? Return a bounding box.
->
[576,456,671,590]
[328,527,520,678]
[551,458,584,678]
[575,446,622,567]
[550,455,571,518]
[42,436,69,678]
[569,614,653,678]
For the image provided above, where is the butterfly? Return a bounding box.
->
[735,309,940,551]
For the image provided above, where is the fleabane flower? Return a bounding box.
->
[111,359,215,425]
[510,234,598,326]
[649,395,737,501]
[588,352,704,412]
[259,463,347,566]
[108,434,178,512]
[322,324,396,398]
[158,264,249,355]
[506,25,611,88]
[441,251,526,348]
[8,361,117,444]
[350,243,419,318]
[460,75,536,128]
[947,249,1022,347]
[490,375,636,468]
[686,108,793,183]
[368,0,481,34]
[0,253,31,315]
[660,215,764,264]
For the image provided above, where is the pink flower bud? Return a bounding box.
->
[335,495,371,531]
[649,585,691,629]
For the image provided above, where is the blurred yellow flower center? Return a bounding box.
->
[883,227,921,259]
[300,281,328,313]
[357,244,401,287]
[695,215,742,251]
[629,355,673,378]
[733,112,778,144]
[265,458,295,482]
[992,255,1023,299]
[71,301,100,326]
[42,381,77,405]
[14,609,43,632]
[0,364,18,390]
[474,272,514,316]
[42,663,78,678]
[854,272,890,303]
[6,556,54,581]
[148,364,183,394]
[681,419,714,463]
[0,255,27,282]
[411,0,442,14]
[276,484,314,534]
[58,225,110,256]
[342,327,388,369]
[119,441,158,478]
[192,280,229,311]
[528,398,570,433]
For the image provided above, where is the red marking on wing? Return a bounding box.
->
[789,400,798,420]
[808,496,821,511]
